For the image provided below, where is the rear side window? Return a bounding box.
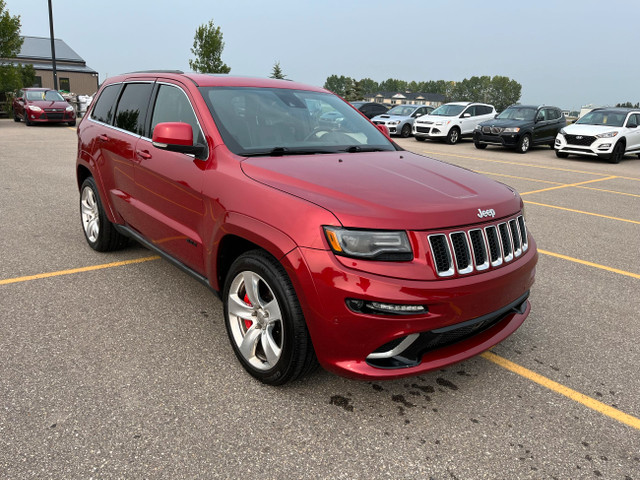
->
[91,84,120,125]
[114,83,154,136]
[150,84,204,145]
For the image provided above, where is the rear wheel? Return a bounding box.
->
[446,127,460,145]
[517,134,531,153]
[400,123,412,138]
[608,142,624,164]
[223,250,317,385]
[80,177,129,251]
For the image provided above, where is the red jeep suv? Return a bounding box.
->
[76,71,537,385]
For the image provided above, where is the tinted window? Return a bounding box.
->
[478,105,493,115]
[576,110,626,127]
[150,84,204,145]
[91,84,120,125]
[114,83,153,136]
[463,106,477,116]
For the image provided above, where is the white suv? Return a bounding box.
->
[413,102,496,144]
[555,108,640,163]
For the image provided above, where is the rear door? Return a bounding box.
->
[459,105,477,134]
[625,113,640,152]
[131,81,208,273]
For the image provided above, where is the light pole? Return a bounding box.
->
[48,0,58,90]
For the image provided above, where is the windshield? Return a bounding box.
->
[25,90,65,102]
[386,105,418,116]
[430,104,465,116]
[200,87,396,156]
[576,110,626,127]
[497,107,536,121]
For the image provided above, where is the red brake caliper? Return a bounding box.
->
[243,294,253,330]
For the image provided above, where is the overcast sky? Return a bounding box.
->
[6,0,639,109]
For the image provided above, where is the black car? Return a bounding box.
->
[473,105,566,153]
[350,101,389,119]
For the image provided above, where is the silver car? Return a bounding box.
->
[371,104,434,137]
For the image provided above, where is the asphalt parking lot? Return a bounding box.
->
[1,118,639,479]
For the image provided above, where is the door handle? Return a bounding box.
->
[98,134,108,142]
[136,149,152,160]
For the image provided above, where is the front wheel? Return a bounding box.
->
[415,136,425,142]
[474,140,487,149]
[517,134,531,153]
[223,250,317,385]
[13,110,20,122]
[446,127,460,145]
[80,177,129,251]
[608,142,624,164]
[400,123,412,138]
[555,150,569,158]
[68,120,76,127]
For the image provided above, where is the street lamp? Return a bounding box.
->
[48,0,58,90]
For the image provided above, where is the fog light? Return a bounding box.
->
[599,144,611,149]
[346,298,427,315]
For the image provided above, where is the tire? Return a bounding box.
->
[400,123,412,138]
[446,127,460,145]
[25,114,32,126]
[555,150,569,158]
[223,250,318,385]
[474,140,487,149]
[68,120,76,127]
[415,136,425,142]
[13,110,20,122]
[608,142,624,164]
[80,177,129,251]
[516,134,531,153]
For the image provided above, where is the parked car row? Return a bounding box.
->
[365,98,639,163]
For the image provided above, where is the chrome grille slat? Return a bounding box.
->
[429,215,528,277]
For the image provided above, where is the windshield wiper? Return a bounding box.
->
[243,147,336,157]
[342,146,388,153]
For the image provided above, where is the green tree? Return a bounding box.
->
[378,78,408,92]
[188,20,230,74]
[18,63,35,87]
[270,61,286,79]
[323,75,354,98]
[0,0,23,60]
[616,102,639,108]
[486,75,521,111]
[358,77,378,95]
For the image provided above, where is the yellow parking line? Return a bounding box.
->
[475,171,563,185]
[524,200,640,225]
[520,176,618,196]
[538,249,640,279]
[0,256,160,286]
[482,351,640,431]
[420,149,640,181]
[577,186,640,198]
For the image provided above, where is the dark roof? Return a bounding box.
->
[17,36,85,63]
[7,60,97,75]
[366,91,446,102]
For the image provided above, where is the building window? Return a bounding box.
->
[59,77,70,92]
[33,76,42,87]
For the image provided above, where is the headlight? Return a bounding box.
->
[28,105,42,112]
[323,227,412,260]
[389,120,401,125]
[559,128,566,135]
[595,131,618,138]
[474,125,481,130]
[503,127,520,133]
[66,106,74,112]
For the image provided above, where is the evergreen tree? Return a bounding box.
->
[188,20,231,74]
[270,61,286,79]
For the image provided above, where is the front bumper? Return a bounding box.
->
[554,134,615,159]
[473,130,521,147]
[26,109,76,123]
[287,238,537,380]
[413,124,448,139]
[373,121,402,135]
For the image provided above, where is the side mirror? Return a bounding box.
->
[375,123,391,139]
[152,122,206,157]
[462,113,471,118]
[494,114,498,118]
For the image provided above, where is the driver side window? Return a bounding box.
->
[151,84,204,145]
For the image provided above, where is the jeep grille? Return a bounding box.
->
[428,215,528,277]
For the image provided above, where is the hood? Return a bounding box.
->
[478,118,533,128]
[564,123,621,135]
[240,151,521,230]
[372,114,410,122]
[415,114,456,123]
[28,99,70,109]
